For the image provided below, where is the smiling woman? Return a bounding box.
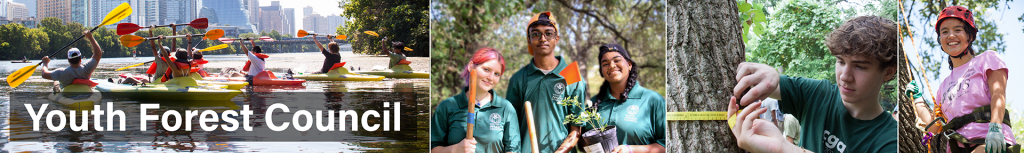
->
[584,44,666,153]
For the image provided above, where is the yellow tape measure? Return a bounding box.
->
[667,111,741,129]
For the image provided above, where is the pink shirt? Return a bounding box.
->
[937,51,1014,145]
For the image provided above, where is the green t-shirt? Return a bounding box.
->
[584,84,666,148]
[506,56,587,153]
[778,75,897,153]
[388,51,406,69]
[431,88,521,153]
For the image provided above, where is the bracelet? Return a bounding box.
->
[625,145,633,153]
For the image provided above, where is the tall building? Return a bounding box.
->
[1,0,8,19]
[37,0,72,22]
[244,0,256,28]
[70,0,87,25]
[142,0,164,26]
[90,0,131,29]
[283,8,294,35]
[303,6,311,17]
[201,0,255,34]
[325,14,344,33]
[302,13,319,33]
[165,0,198,24]
[8,1,27,20]
[258,1,282,33]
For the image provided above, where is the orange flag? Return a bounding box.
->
[560,61,582,85]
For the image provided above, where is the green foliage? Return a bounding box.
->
[738,0,768,44]
[560,95,607,130]
[339,0,428,57]
[748,0,844,83]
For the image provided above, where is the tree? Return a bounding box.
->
[340,0,428,56]
[666,0,745,152]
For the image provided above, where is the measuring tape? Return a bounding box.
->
[667,111,741,128]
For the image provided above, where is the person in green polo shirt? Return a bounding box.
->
[727,16,897,153]
[432,48,520,153]
[584,44,665,153]
[506,11,587,153]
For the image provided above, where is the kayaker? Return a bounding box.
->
[728,16,897,152]
[192,48,213,77]
[313,34,342,74]
[584,44,665,153]
[383,38,407,69]
[505,11,586,153]
[242,39,266,85]
[41,30,102,92]
[145,46,172,83]
[431,48,520,153]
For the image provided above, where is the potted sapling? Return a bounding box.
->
[561,95,617,153]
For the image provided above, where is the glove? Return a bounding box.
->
[986,122,1006,153]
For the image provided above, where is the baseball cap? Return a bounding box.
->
[68,48,82,59]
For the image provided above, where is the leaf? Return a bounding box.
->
[753,11,767,23]
[753,23,765,35]
[739,2,751,12]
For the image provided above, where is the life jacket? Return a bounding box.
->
[243,53,269,71]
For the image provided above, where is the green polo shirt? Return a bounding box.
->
[388,51,406,69]
[584,84,666,148]
[506,56,587,153]
[778,75,897,152]
[431,88,521,153]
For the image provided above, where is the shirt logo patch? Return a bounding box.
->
[823,130,846,153]
[489,113,502,130]
[553,82,566,101]
[625,105,639,122]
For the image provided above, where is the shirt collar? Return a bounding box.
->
[601,83,646,101]
[524,56,569,77]
[458,87,502,109]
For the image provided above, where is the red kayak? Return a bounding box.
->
[253,71,305,86]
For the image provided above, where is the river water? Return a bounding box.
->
[0,48,430,152]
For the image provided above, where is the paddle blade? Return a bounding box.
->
[198,44,229,52]
[6,64,39,88]
[115,61,151,71]
[336,35,347,40]
[559,61,582,85]
[218,38,234,44]
[119,35,146,47]
[189,18,209,29]
[259,36,274,41]
[116,23,142,35]
[204,29,225,40]
[297,30,308,37]
[100,3,133,26]
[404,47,413,52]
[364,31,379,37]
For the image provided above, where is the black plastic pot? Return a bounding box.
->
[581,125,618,153]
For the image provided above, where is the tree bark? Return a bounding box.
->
[666,0,745,152]
[898,47,928,152]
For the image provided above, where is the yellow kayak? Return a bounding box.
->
[191,73,248,90]
[352,64,429,78]
[46,84,100,110]
[95,77,242,101]
[294,67,385,81]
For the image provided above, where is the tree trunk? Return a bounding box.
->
[666,0,745,152]
[898,47,928,152]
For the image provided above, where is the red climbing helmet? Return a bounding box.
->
[934,6,975,33]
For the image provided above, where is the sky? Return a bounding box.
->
[903,0,1024,112]
[258,0,346,35]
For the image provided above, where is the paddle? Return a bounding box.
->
[467,69,477,140]
[119,29,224,47]
[5,2,132,88]
[114,61,154,71]
[116,18,209,35]
[364,31,379,37]
[404,47,413,52]
[217,36,273,44]
[197,44,229,52]
[297,29,347,40]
